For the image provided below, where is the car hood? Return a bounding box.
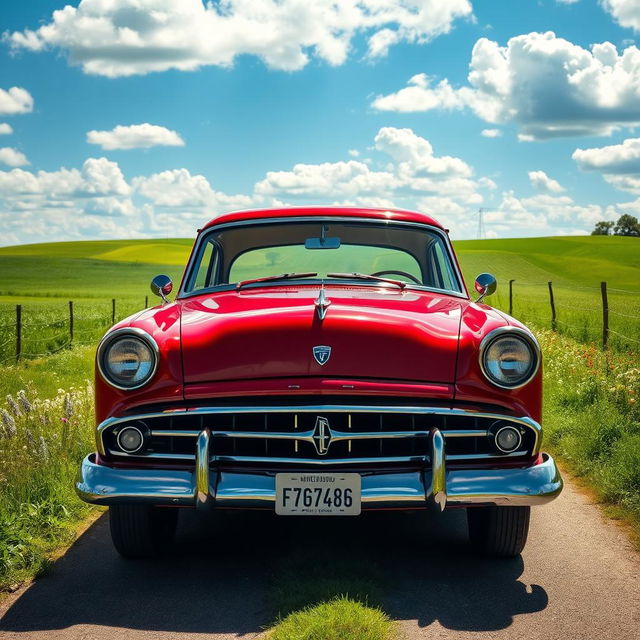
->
[179,285,464,386]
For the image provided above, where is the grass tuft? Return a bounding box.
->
[265,596,394,640]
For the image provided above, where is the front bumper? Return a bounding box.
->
[76,428,563,510]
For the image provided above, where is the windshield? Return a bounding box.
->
[182,220,463,295]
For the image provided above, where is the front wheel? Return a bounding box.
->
[109,504,178,558]
[467,506,530,557]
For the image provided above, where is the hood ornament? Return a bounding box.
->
[314,285,331,320]
[313,345,332,366]
[312,416,332,455]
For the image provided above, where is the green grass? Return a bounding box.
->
[0,377,95,592]
[538,328,640,527]
[265,597,393,640]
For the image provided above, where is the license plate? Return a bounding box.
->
[275,473,361,516]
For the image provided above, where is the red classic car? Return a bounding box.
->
[77,206,562,558]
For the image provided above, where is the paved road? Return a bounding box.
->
[1,478,639,640]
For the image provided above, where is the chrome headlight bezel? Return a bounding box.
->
[479,327,540,390]
[97,328,159,391]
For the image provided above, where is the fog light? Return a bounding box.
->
[493,425,522,453]
[117,425,145,453]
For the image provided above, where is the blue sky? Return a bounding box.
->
[1,0,640,244]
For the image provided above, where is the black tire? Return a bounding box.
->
[109,504,178,558]
[467,506,530,557]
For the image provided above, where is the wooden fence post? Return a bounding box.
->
[548,281,557,331]
[145,295,148,308]
[509,279,514,315]
[601,281,609,350]
[69,301,74,344]
[15,304,22,363]
[111,299,116,324]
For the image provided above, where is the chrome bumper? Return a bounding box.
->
[76,428,563,510]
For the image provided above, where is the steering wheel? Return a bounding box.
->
[371,270,422,285]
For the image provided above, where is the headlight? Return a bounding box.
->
[480,328,540,389]
[97,329,159,390]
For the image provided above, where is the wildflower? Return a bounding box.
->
[63,393,74,418]
[5,395,21,417]
[17,390,32,414]
[1,409,16,437]
[25,429,35,447]
[38,436,49,461]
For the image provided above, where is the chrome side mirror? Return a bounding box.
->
[151,275,173,303]
[474,273,497,303]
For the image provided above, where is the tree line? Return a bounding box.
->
[592,214,640,236]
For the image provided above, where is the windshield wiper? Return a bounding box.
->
[327,272,406,289]
[236,272,318,290]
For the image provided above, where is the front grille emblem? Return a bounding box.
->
[313,345,331,365]
[312,416,332,455]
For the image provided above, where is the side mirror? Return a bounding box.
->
[474,273,497,303]
[151,274,173,303]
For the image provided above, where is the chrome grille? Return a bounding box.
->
[99,406,539,465]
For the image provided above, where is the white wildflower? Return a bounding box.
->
[1,409,16,437]
[5,394,21,417]
[17,390,32,413]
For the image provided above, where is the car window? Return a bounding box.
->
[183,220,463,295]
[229,244,422,283]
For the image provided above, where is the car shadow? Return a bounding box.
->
[0,507,548,635]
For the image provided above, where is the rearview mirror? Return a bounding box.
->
[305,236,341,250]
[151,274,173,303]
[474,273,497,303]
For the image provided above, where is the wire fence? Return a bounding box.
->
[0,280,638,366]
[0,296,150,365]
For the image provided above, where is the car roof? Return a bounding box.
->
[201,206,446,231]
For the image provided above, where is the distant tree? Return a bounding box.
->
[614,214,640,237]
[592,220,614,236]
[265,251,280,266]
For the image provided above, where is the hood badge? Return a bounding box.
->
[312,416,332,455]
[313,345,332,366]
[314,286,331,320]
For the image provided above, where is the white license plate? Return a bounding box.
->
[275,473,361,516]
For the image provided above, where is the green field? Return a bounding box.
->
[0,234,638,363]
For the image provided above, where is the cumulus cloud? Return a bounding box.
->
[572,137,640,194]
[133,168,254,211]
[0,147,29,167]
[528,170,565,193]
[87,123,185,150]
[0,87,33,115]
[601,0,640,31]
[373,31,640,139]
[255,127,480,206]
[481,128,501,138]
[573,137,640,173]
[0,124,13,135]
[6,0,472,77]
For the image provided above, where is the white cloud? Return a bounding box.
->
[6,0,472,77]
[0,87,33,115]
[372,73,467,112]
[87,123,185,150]
[133,168,253,211]
[0,148,29,167]
[0,124,13,135]
[572,137,640,194]
[255,127,480,206]
[528,170,565,193]
[348,149,360,157]
[481,128,501,138]
[373,31,640,139]
[601,0,640,31]
[573,137,640,173]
